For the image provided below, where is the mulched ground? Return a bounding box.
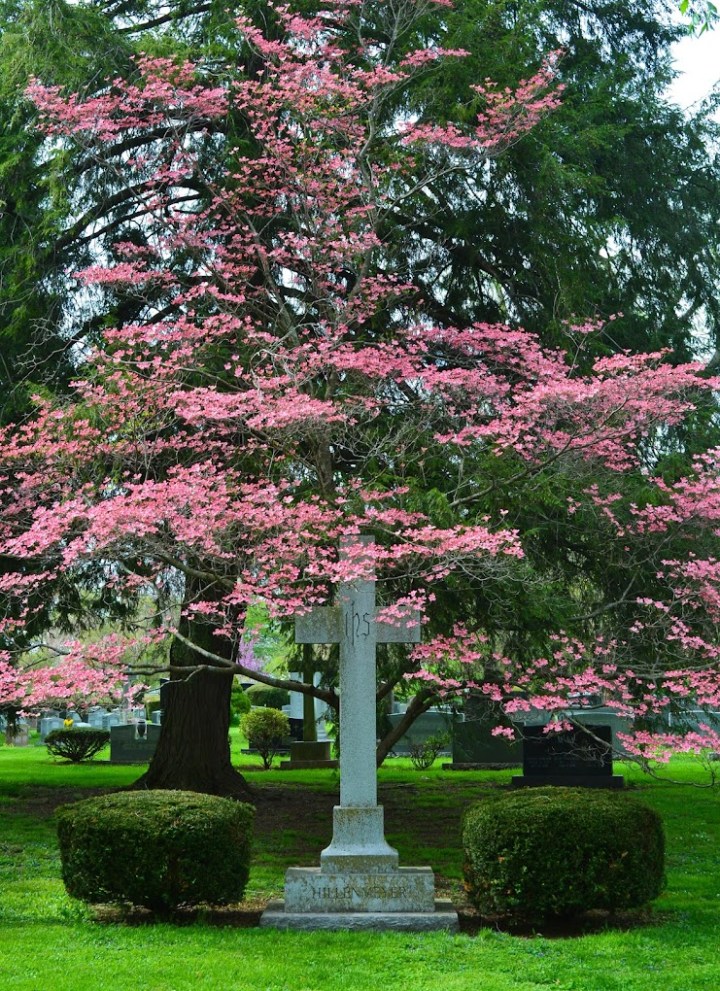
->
[11,779,664,936]
[13,778,464,855]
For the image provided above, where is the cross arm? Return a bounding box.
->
[377,611,422,644]
[295,606,343,644]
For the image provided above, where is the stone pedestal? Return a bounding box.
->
[260,898,458,932]
[319,806,397,871]
[260,801,458,929]
[279,740,338,770]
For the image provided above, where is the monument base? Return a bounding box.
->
[319,805,400,872]
[279,759,339,769]
[260,897,459,932]
[259,806,458,931]
[511,774,625,789]
[283,865,435,913]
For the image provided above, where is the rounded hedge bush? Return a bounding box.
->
[56,790,254,913]
[45,728,110,763]
[462,787,665,924]
[230,680,252,723]
[244,683,290,709]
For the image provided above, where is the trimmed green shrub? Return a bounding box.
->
[244,683,290,709]
[463,787,665,924]
[241,707,290,768]
[230,680,252,724]
[409,732,450,771]
[45,728,110,763]
[56,790,254,913]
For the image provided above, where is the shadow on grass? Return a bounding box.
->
[7,776,675,940]
[459,907,672,938]
[81,900,672,938]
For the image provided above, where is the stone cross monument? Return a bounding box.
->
[261,536,458,931]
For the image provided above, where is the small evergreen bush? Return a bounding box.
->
[56,790,254,913]
[230,680,252,724]
[409,732,450,770]
[463,787,665,924]
[241,707,290,768]
[244,683,290,709]
[45,728,110,763]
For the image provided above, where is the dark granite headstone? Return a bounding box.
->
[448,720,521,768]
[512,724,624,788]
[109,723,160,764]
[386,708,455,756]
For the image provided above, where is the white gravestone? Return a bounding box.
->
[287,671,330,741]
[87,709,108,729]
[39,716,64,740]
[261,536,458,931]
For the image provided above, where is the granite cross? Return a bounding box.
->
[295,535,421,869]
[260,534,458,928]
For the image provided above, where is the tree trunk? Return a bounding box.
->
[302,644,318,743]
[132,668,252,800]
[132,580,252,801]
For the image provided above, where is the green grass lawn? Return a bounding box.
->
[0,741,718,991]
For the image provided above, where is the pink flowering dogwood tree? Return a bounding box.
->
[2,1,720,792]
[0,651,139,717]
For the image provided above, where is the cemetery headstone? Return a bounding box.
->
[261,537,458,931]
[280,670,336,769]
[109,723,160,764]
[39,716,65,740]
[87,709,108,729]
[387,706,456,757]
[511,724,624,788]
[449,721,522,768]
[4,722,29,746]
[445,695,520,768]
[280,737,336,768]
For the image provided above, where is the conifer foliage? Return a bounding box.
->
[2,3,720,784]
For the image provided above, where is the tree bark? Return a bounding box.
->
[302,643,318,743]
[131,667,252,800]
[132,581,252,801]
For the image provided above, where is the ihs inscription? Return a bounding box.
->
[344,600,371,643]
